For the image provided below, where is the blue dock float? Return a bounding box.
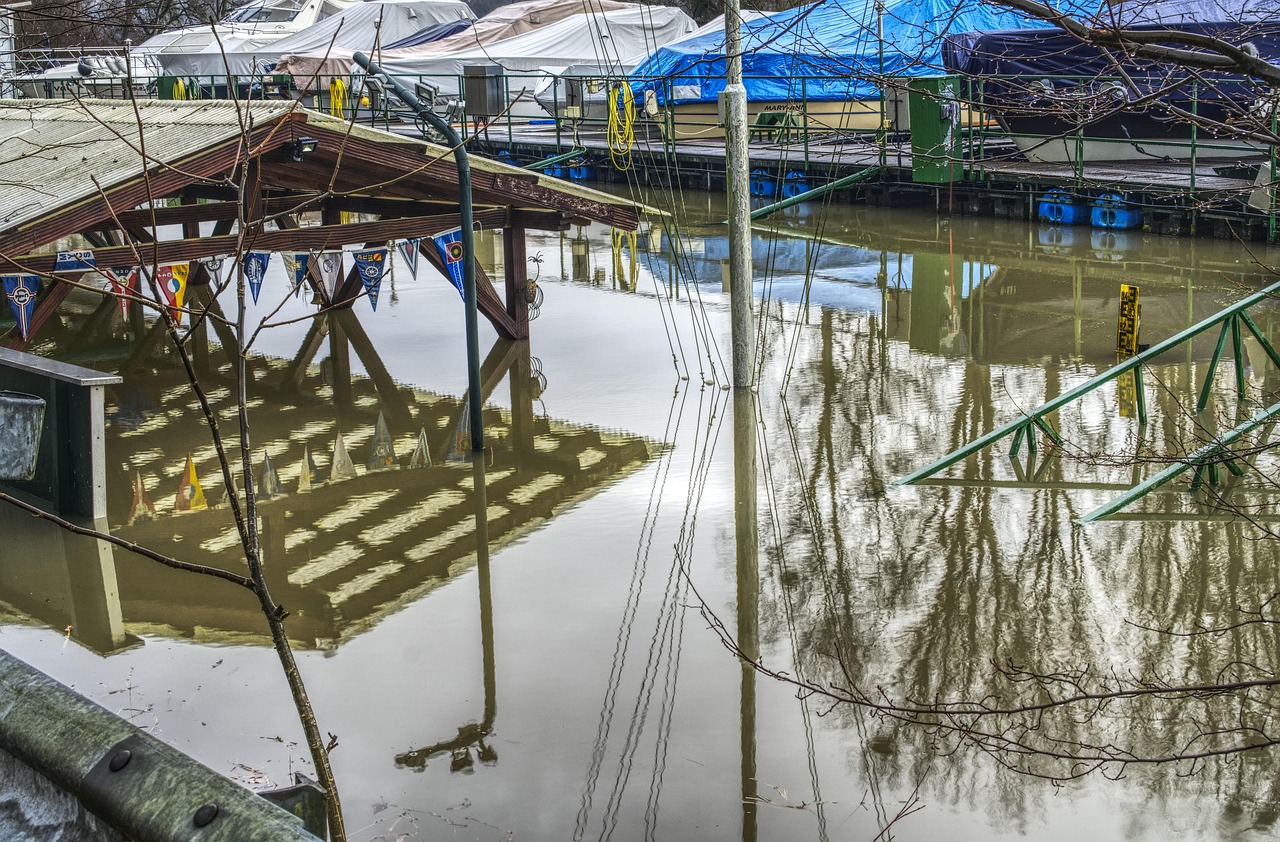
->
[1037,189,1089,225]
[1092,192,1144,230]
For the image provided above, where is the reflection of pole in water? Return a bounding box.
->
[473,454,497,734]
[734,391,758,842]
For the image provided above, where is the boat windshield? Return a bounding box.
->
[221,0,304,24]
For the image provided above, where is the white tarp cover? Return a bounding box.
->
[157,0,474,77]
[274,0,631,82]
[372,4,696,94]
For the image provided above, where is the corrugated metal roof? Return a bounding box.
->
[0,98,300,235]
[0,98,644,243]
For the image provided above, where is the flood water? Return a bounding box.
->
[5,193,1280,840]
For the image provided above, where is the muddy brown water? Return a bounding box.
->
[3,196,1280,840]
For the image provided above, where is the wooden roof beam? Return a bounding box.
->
[6,209,510,275]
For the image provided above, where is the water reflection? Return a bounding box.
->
[6,198,1280,838]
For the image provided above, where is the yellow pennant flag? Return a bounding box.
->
[174,454,207,512]
[157,263,191,325]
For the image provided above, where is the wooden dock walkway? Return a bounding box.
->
[445,121,1274,241]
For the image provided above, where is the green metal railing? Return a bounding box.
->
[898,280,1280,519]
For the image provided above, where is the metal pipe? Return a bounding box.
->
[523,148,583,170]
[353,51,483,451]
[749,167,880,220]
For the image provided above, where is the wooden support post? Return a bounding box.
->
[328,313,353,413]
[278,315,331,393]
[332,310,413,429]
[508,340,534,469]
[503,226,531,339]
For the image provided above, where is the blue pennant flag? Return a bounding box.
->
[396,238,420,278]
[242,252,270,304]
[289,253,310,298]
[3,274,40,340]
[431,228,465,300]
[352,248,388,311]
[54,250,95,272]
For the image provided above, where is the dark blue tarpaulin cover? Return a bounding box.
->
[629,0,1087,104]
[384,17,473,50]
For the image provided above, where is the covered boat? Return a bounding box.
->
[359,2,696,118]
[942,0,1280,162]
[274,0,628,92]
[155,0,473,80]
[628,0,1066,139]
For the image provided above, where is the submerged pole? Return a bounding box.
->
[353,51,484,452]
[723,0,755,389]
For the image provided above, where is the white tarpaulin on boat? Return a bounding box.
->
[369,4,696,96]
[275,0,630,85]
[156,0,473,77]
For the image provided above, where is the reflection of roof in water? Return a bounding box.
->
[104,352,656,649]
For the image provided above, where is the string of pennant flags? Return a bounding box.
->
[4,231,470,340]
[127,411,436,525]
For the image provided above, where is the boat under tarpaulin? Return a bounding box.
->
[942,0,1280,162]
[274,0,627,89]
[156,0,473,79]
[627,0,1084,138]
[364,2,695,117]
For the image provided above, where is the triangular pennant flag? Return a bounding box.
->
[408,427,432,469]
[366,411,397,471]
[258,450,282,499]
[352,248,388,311]
[430,228,466,300]
[127,470,157,526]
[396,238,420,278]
[330,433,356,482]
[174,454,207,512]
[201,256,225,286]
[102,267,138,320]
[54,249,95,272]
[285,253,310,298]
[242,252,270,305]
[316,251,343,303]
[3,275,40,340]
[297,446,317,493]
[155,264,190,325]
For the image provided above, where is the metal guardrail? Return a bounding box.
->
[0,648,321,841]
[897,280,1280,520]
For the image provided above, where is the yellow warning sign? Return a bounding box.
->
[1117,284,1140,418]
[1117,283,1140,357]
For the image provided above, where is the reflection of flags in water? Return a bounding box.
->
[396,238,420,278]
[3,274,40,340]
[103,267,138,319]
[242,252,270,305]
[451,397,471,459]
[174,454,207,512]
[352,248,388,311]
[155,264,190,324]
[258,450,282,499]
[316,251,342,302]
[408,426,432,468]
[330,433,356,482]
[283,253,310,298]
[431,228,466,300]
[127,470,156,526]
[367,411,397,471]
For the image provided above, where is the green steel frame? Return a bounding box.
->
[897,280,1280,519]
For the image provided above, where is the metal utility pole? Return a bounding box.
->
[723,0,755,389]
[353,52,484,451]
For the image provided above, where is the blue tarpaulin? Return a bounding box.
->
[629,0,1080,104]
[384,17,474,50]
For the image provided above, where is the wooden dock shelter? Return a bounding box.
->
[0,98,644,350]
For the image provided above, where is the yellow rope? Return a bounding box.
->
[329,77,347,119]
[607,83,634,171]
[172,77,187,100]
